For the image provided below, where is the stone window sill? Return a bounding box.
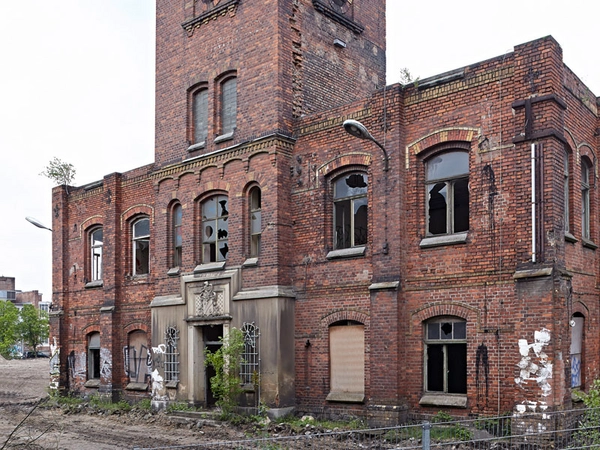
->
[326,391,365,403]
[125,382,148,391]
[419,394,467,408]
[85,280,103,289]
[187,141,206,152]
[242,257,258,267]
[84,379,100,388]
[214,131,234,144]
[167,267,181,277]
[564,232,578,243]
[326,246,366,260]
[420,232,468,249]
[582,238,598,250]
[194,261,226,273]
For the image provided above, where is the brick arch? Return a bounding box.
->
[194,180,231,201]
[81,323,101,337]
[321,309,370,328]
[405,127,479,168]
[318,152,371,178]
[410,301,480,333]
[572,300,589,318]
[120,204,154,227]
[123,322,150,335]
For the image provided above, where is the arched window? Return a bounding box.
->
[426,151,469,235]
[424,317,467,394]
[90,227,103,281]
[220,77,237,136]
[570,313,584,389]
[249,187,261,257]
[132,217,150,275]
[172,204,183,268]
[564,149,570,234]
[333,172,368,249]
[87,332,101,380]
[126,330,150,385]
[193,88,208,145]
[201,195,229,263]
[581,157,592,240]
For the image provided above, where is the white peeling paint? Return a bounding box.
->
[100,348,112,379]
[514,328,552,397]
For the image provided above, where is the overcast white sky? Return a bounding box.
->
[1,1,598,301]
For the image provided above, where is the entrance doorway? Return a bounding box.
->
[203,325,223,406]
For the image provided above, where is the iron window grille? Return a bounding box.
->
[240,322,259,385]
[164,326,180,383]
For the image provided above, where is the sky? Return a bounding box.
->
[0,0,598,302]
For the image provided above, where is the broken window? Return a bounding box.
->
[333,173,368,249]
[426,151,469,236]
[193,88,209,145]
[581,158,591,240]
[90,227,103,281]
[220,77,237,136]
[88,332,101,380]
[327,321,365,402]
[172,204,183,267]
[249,187,261,257]
[164,326,180,384]
[570,314,584,389]
[240,322,259,385]
[425,317,467,394]
[133,217,150,275]
[202,195,229,262]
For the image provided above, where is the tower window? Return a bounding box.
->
[133,217,150,275]
[201,195,229,262]
[333,173,368,249]
[220,77,237,137]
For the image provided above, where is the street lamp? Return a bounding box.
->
[25,216,52,232]
[342,119,389,171]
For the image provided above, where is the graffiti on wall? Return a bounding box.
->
[68,350,86,382]
[515,328,552,398]
[100,347,112,379]
[123,343,152,383]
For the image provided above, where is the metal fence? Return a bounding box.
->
[134,407,600,450]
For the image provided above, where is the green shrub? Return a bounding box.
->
[572,379,600,447]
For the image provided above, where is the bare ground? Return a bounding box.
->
[0,357,251,449]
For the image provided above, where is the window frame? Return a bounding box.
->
[87,332,101,381]
[89,227,103,282]
[581,157,592,241]
[200,194,229,263]
[425,150,469,237]
[249,186,262,258]
[423,317,467,397]
[216,75,237,141]
[240,322,260,386]
[164,326,180,385]
[570,313,584,390]
[132,217,150,276]
[332,172,368,250]
[564,149,571,235]
[192,88,209,146]
[172,204,183,268]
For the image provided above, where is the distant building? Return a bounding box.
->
[1,276,50,352]
[50,0,599,424]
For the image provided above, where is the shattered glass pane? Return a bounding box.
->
[428,183,447,235]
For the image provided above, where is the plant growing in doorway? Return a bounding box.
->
[204,327,245,417]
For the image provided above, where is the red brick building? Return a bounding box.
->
[50,0,599,423]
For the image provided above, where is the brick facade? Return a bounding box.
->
[50,0,599,423]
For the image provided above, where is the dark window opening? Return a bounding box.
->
[425,318,467,394]
[333,173,368,249]
[202,195,229,263]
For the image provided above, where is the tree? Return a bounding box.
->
[0,300,20,358]
[40,157,76,191]
[18,304,49,354]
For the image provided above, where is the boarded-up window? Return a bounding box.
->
[327,323,364,402]
[126,330,150,384]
